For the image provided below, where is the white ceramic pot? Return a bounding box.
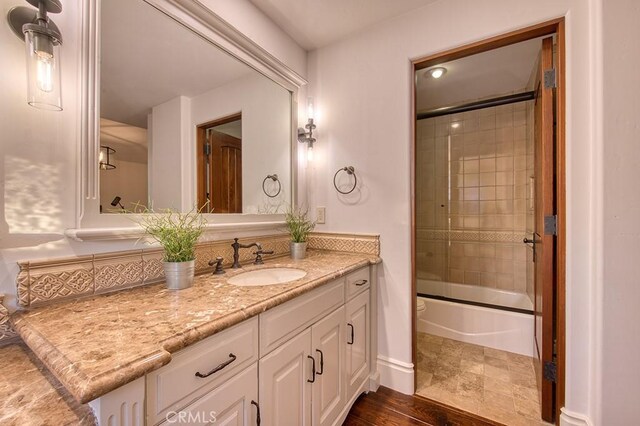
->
[163,260,195,290]
[290,241,307,260]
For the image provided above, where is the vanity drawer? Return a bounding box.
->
[345,267,370,300]
[260,278,344,357]
[147,317,258,425]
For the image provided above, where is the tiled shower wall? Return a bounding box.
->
[415,101,533,294]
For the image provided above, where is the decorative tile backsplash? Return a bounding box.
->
[16,232,380,308]
[0,295,17,343]
[308,232,380,256]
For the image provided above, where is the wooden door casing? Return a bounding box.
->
[533,36,556,422]
[196,114,242,214]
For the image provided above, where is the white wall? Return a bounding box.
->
[100,161,148,211]
[190,73,291,213]
[306,0,602,422]
[600,0,640,424]
[0,0,307,310]
[149,96,190,210]
[198,0,306,77]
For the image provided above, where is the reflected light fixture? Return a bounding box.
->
[428,67,447,79]
[111,196,125,210]
[297,97,316,161]
[8,0,63,110]
[99,146,116,170]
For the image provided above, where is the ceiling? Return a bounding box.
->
[101,0,254,128]
[416,37,544,112]
[249,0,440,50]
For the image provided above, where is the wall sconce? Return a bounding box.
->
[99,146,116,170]
[297,98,316,161]
[7,0,63,111]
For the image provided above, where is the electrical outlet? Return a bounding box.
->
[316,207,326,224]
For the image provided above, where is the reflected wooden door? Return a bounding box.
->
[197,125,242,214]
[533,36,556,422]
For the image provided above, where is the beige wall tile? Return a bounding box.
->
[479,172,496,187]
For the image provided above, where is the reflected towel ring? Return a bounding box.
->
[333,166,357,194]
[262,174,281,198]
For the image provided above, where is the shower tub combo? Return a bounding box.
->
[416,277,534,357]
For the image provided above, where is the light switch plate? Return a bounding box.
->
[316,207,326,224]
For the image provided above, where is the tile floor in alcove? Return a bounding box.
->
[416,332,552,426]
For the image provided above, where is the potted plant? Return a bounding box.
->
[285,206,316,260]
[137,206,207,290]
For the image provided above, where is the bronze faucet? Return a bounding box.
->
[231,238,261,268]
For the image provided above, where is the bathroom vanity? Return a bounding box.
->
[11,251,380,426]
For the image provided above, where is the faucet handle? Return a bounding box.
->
[208,256,225,275]
[253,249,274,265]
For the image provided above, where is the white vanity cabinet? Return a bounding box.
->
[345,290,370,401]
[90,265,378,426]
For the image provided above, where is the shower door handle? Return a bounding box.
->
[523,234,539,262]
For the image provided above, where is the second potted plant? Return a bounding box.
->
[285,207,316,260]
[137,207,206,290]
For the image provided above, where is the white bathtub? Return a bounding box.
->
[417,296,535,357]
[417,278,533,311]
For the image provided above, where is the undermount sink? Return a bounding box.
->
[227,268,307,286]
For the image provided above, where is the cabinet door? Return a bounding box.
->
[162,363,258,426]
[311,306,345,426]
[259,328,312,426]
[345,289,370,401]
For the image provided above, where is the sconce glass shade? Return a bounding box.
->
[24,27,62,110]
[99,146,116,170]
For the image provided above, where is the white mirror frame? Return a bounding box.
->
[66,0,307,241]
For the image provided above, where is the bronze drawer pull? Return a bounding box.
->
[307,355,316,383]
[195,353,237,378]
[347,323,354,345]
[316,349,324,375]
[251,400,261,425]
[354,279,368,286]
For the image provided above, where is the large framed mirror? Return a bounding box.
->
[69,0,306,239]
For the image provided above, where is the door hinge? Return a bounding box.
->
[544,215,557,236]
[544,68,557,89]
[204,143,211,155]
[543,360,557,382]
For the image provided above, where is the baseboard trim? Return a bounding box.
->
[560,408,593,426]
[369,370,380,392]
[377,355,414,395]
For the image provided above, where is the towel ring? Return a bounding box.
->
[262,174,281,198]
[333,166,357,195]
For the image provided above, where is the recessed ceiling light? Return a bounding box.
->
[428,67,447,79]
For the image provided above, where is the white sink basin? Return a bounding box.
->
[227,268,307,286]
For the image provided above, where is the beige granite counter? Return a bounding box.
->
[0,342,96,425]
[12,250,380,405]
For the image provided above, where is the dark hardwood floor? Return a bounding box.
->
[344,386,503,426]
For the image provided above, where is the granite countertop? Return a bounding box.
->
[0,342,96,426]
[12,250,380,405]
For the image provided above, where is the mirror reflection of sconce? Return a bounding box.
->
[7,0,63,111]
[297,97,316,161]
[110,196,125,210]
[99,146,116,170]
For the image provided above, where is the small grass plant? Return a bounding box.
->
[285,206,316,243]
[134,205,207,263]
